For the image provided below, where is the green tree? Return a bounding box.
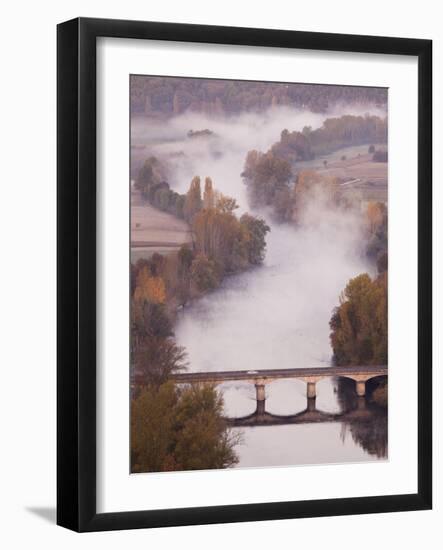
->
[178,244,194,271]
[190,254,219,292]
[131,382,240,472]
[239,213,271,265]
[136,156,165,197]
[330,273,387,366]
[131,383,177,472]
[174,245,195,306]
[173,384,240,471]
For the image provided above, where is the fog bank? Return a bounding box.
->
[132,103,373,383]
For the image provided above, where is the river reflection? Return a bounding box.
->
[336,377,388,459]
[215,377,387,467]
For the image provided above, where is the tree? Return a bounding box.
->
[366,202,387,261]
[131,76,387,117]
[192,208,233,271]
[173,384,240,471]
[330,273,387,366]
[131,382,240,472]
[155,187,171,211]
[133,266,166,304]
[190,254,219,292]
[175,194,186,219]
[376,251,388,274]
[183,176,203,221]
[178,244,194,272]
[241,150,293,212]
[131,300,173,345]
[215,192,239,214]
[203,177,215,209]
[131,383,177,472]
[270,128,313,162]
[372,150,388,162]
[133,337,187,386]
[366,201,385,235]
[136,156,165,197]
[163,245,194,307]
[239,213,270,265]
[273,187,293,222]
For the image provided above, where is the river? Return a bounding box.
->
[174,219,387,467]
[134,106,388,468]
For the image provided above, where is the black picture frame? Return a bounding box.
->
[57,17,432,532]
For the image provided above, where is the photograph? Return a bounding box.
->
[129,76,389,473]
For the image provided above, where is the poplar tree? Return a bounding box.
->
[183,176,202,221]
[203,177,215,209]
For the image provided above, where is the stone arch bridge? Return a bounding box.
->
[170,365,387,414]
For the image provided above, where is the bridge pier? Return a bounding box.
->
[255,383,266,415]
[307,396,316,412]
[307,382,316,399]
[356,380,366,397]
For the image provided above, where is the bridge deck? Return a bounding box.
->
[169,365,387,384]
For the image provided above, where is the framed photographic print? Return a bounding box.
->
[57,17,432,531]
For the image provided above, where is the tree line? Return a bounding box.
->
[329,199,388,371]
[242,149,341,223]
[130,246,242,473]
[329,199,388,428]
[135,156,187,219]
[302,114,387,156]
[131,75,387,117]
[135,161,270,277]
[241,115,387,222]
[131,171,270,473]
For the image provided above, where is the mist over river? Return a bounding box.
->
[133,104,387,467]
[174,216,378,467]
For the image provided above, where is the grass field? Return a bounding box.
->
[131,189,192,261]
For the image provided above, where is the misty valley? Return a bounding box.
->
[130,78,388,473]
